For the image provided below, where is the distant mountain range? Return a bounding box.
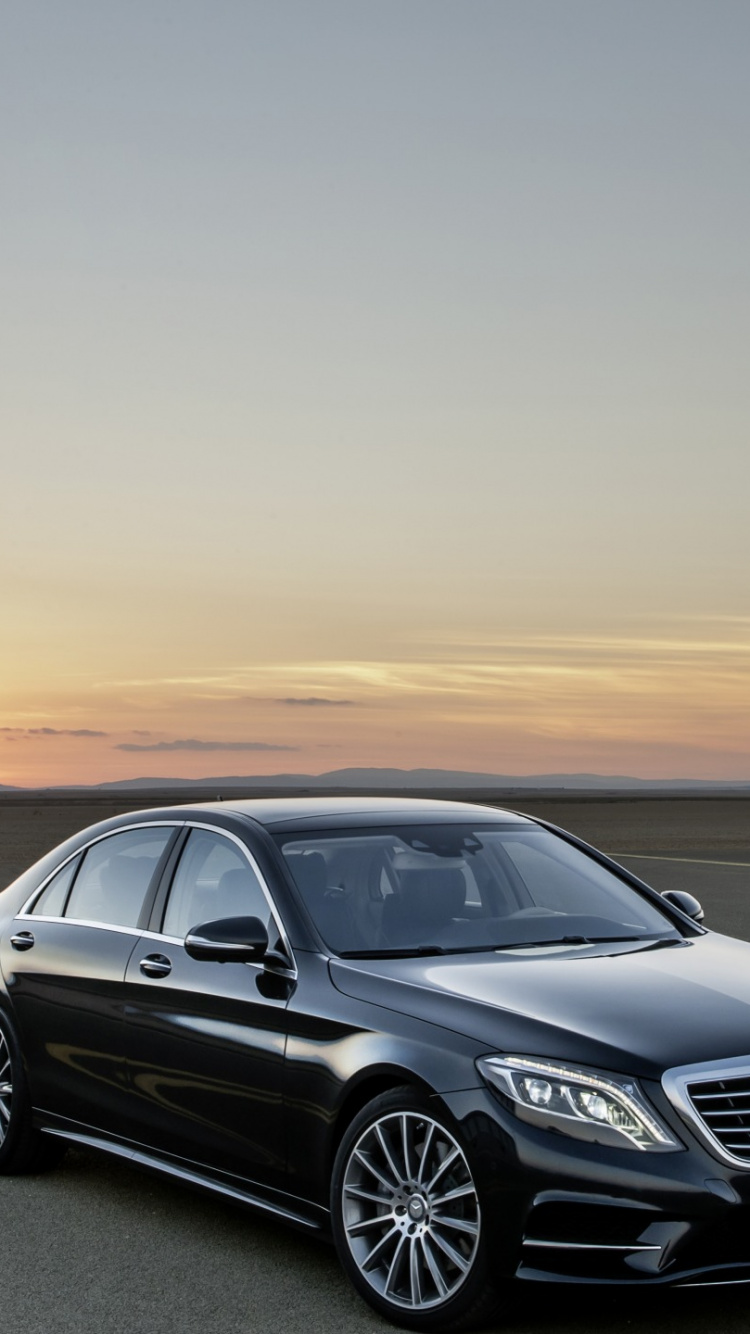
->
[2,767,747,793]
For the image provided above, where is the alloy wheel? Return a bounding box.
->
[0,1030,12,1146]
[341,1110,481,1312]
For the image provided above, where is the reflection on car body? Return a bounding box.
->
[1,795,750,1330]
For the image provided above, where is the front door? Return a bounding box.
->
[122,827,291,1188]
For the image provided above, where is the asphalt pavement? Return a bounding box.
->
[4,1145,750,1334]
[611,850,750,940]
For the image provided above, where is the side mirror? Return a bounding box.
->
[185,915,269,963]
[661,890,704,923]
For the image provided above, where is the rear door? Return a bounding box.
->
[1,824,177,1137]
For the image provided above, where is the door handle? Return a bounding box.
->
[10,931,35,951]
[139,954,172,978]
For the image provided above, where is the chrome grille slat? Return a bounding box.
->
[693,1093,750,1103]
[695,1109,750,1119]
[663,1058,750,1170]
[686,1073,750,1164]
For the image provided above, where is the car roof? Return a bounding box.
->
[192,795,533,833]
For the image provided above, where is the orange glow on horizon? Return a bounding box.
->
[2,627,749,788]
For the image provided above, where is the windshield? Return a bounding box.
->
[274,822,682,956]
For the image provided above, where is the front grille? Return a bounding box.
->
[686,1075,750,1162]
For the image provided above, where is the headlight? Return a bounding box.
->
[477,1055,681,1152]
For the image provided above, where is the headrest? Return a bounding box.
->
[217,867,259,894]
[288,851,328,899]
[100,855,154,893]
[215,867,264,918]
[395,867,466,920]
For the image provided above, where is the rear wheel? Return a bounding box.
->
[331,1088,503,1331]
[0,1014,66,1174]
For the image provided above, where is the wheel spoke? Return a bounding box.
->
[428,1226,470,1274]
[344,1183,392,1206]
[374,1122,404,1187]
[346,1213,392,1238]
[408,1236,424,1307]
[362,1224,401,1272]
[401,1114,414,1181]
[0,1098,10,1124]
[384,1233,408,1296]
[421,1234,449,1298]
[425,1144,460,1193]
[431,1182,476,1205]
[432,1213,479,1236]
[353,1148,396,1193]
[416,1120,435,1185]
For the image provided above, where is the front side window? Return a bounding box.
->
[275,823,682,956]
[65,827,173,928]
[162,829,272,940]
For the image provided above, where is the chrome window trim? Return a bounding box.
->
[20,917,143,938]
[18,821,187,918]
[663,1055,750,1170]
[15,817,296,977]
[140,929,184,946]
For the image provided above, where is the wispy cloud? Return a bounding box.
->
[276,697,355,707]
[1,727,109,738]
[183,694,358,707]
[115,738,298,753]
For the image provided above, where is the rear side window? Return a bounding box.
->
[65,828,173,928]
[30,856,81,917]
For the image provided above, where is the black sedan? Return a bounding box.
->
[2,795,750,1330]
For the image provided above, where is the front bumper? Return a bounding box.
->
[441,1085,750,1288]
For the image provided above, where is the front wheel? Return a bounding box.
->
[331,1088,503,1331]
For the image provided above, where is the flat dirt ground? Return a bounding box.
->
[1,788,749,887]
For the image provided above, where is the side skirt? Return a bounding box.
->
[38,1118,329,1234]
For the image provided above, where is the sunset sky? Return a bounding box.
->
[3,1,749,788]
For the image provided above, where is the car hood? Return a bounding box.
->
[330,932,750,1079]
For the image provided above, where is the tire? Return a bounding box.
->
[331,1087,503,1332]
[0,1012,66,1175]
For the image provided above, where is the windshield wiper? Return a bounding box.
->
[615,936,684,953]
[337,945,447,959]
[494,935,597,951]
[495,934,681,952]
[338,935,683,960]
